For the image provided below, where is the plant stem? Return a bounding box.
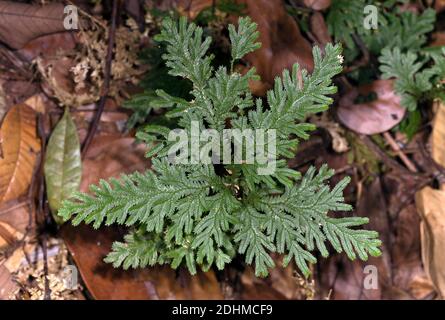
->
[81,0,120,158]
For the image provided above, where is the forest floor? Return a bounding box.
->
[1,0,445,300]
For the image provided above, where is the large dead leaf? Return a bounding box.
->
[337,80,406,135]
[431,101,445,168]
[0,199,34,251]
[390,204,434,299]
[60,134,223,299]
[61,224,224,300]
[415,187,445,299]
[176,0,314,96]
[17,32,77,62]
[0,2,66,49]
[0,103,40,204]
[177,0,212,19]
[240,256,310,299]
[233,0,314,96]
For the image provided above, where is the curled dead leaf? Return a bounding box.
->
[177,0,213,19]
[17,32,77,62]
[61,224,224,300]
[0,2,66,49]
[0,199,35,252]
[431,101,445,169]
[337,80,406,135]
[0,103,40,204]
[415,186,445,299]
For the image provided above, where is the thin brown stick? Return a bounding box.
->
[383,132,418,173]
[0,43,31,78]
[40,234,51,300]
[81,0,120,158]
[36,113,51,300]
[358,134,413,175]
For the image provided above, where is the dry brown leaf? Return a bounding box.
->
[0,199,35,254]
[431,101,445,168]
[0,222,22,250]
[176,0,314,96]
[17,32,77,62]
[79,135,148,191]
[177,0,212,19]
[318,178,392,299]
[0,79,38,107]
[415,186,445,299]
[310,12,332,48]
[61,224,224,300]
[337,80,405,135]
[233,0,314,96]
[0,2,66,49]
[436,0,445,13]
[24,95,46,114]
[0,103,40,204]
[430,32,445,47]
[240,256,311,300]
[389,203,434,299]
[0,265,17,299]
[304,0,331,10]
[59,134,223,299]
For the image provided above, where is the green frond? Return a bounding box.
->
[379,47,433,110]
[228,16,261,66]
[59,16,381,277]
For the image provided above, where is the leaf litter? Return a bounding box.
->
[0,0,445,300]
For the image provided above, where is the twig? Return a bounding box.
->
[81,0,120,158]
[36,113,52,300]
[0,43,32,79]
[40,234,51,300]
[383,132,418,173]
[358,134,413,175]
[343,34,380,75]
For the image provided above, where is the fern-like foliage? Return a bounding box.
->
[327,1,434,58]
[379,47,445,110]
[327,2,441,115]
[363,7,436,55]
[60,16,381,277]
